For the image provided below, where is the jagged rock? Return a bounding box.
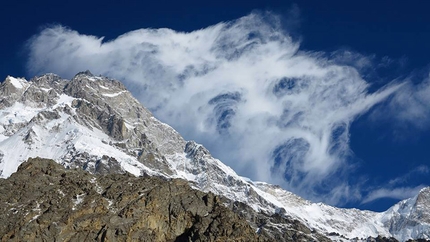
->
[225,199,330,242]
[380,187,430,241]
[360,235,398,242]
[0,158,269,242]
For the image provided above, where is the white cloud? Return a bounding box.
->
[362,185,426,204]
[388,165,429,186]
[388,73,430,129]
[368,70,430,121]
[361,166,429,204]
[25,13,403,205]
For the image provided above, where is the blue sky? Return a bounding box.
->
[2,0,430,212]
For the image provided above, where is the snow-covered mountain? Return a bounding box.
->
[0,72,428,241]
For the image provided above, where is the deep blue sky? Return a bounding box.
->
[2,0,430,211]
[3,1,430,79]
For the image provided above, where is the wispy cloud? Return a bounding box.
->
[361,165,429,204]
[25,12,403,205]
[370,71,430,133]
[362,185,426,204]
[388,165,429,186]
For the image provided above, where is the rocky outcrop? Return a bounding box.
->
[381,187,430,241]
[0,158,269,242]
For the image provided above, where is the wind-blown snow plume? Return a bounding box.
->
[25,13,401,204]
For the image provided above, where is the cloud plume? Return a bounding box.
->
[362,185,426,204]
[25,13,402,205]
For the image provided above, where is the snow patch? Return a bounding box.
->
[72,193,85,210]
[87,76,103,82]
[40,87,52,92]
[91,177,104,194]
[124,121,135,130]
[53,94,75,108]
[28,201,41,223]
[102,91,126,97]
[99,84,110,90]
[0,102,40,125]
[7,76,27,89]
[57,189,65,197]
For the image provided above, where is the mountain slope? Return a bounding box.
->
[0,72,428,241]
[380,187,430,241]
[0,157,268,242]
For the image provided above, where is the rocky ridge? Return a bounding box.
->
[0,157,266,241]
[0,157,337,242]
[0,72,429,241]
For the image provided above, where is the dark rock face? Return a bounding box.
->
[364,235,399,242]
[0,158,268,242]
[225,200,331,242]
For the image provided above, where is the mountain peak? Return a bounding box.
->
[74,70,94,77]
[4,76,28,89]
[0,72,428,241]
[415,187,430,222]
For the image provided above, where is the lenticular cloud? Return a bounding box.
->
[26,13,400,205]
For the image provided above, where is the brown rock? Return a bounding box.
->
[0,158,269,242]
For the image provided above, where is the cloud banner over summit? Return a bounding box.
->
[25,12,427,206]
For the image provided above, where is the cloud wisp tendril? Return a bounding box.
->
[26,13,405,205]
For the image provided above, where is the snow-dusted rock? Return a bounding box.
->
[0,72,428,241]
